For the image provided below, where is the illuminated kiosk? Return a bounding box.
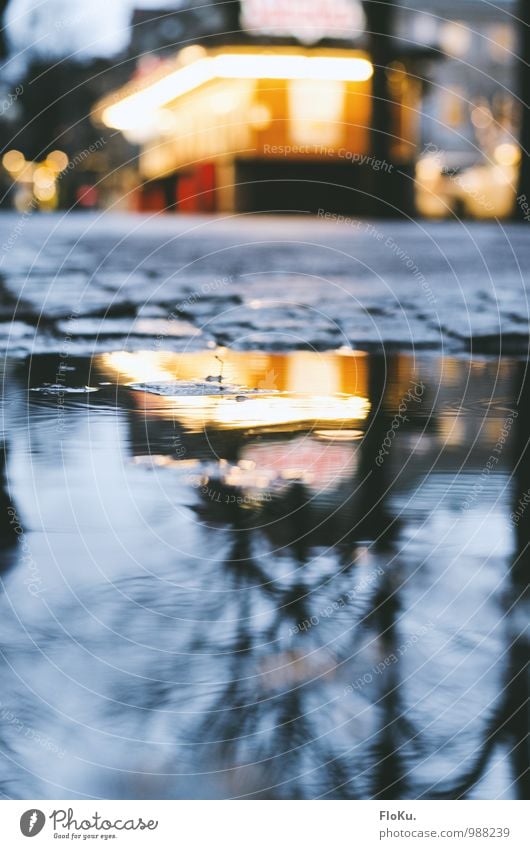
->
[94,3,420,213]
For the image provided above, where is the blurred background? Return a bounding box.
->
[0,1,529,802]
[0,0,526,218]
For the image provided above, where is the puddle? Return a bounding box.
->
[0,348,527,799]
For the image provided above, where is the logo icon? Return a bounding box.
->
[20,810,46,837]
[256,369,279,391]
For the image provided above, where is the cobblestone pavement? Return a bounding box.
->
[0,212,528,357]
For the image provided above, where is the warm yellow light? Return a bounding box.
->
[494,143,520,167]
[206,395,370,430]
[33,166,55,189]
[102,58,215,129]
[100,350,370,431]
[133,392,370,431]
[211,90,240,116]
[101,52,373,131]
[2,149,25,173]
[34,182,56,202]
[492,165,511,186]
[218,53,373,82]
[458,169,487,194]
[439,22,471,57]
[416,156,441,181]
[156,108,178,134]
[179,44,208,65]
[249,103,272,130]
[289,77,345,147]
[101,351,176,384]
[46,149,69,172]
[314,429,363,441]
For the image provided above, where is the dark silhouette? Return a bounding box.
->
[0,1,9,60]
[515,0,530,212]
[0,442,18,572]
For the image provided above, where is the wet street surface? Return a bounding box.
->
[0,346,529,799]
[0,213,529,357]
[0,215,528,799]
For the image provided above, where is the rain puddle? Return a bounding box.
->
[0,348,528,799]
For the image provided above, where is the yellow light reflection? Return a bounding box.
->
[314,429,363,441]
[100,350,370,431]
[101,351,176,384]
[201,395,370,430]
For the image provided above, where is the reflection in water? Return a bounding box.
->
[507,364,530,800]
[0,350,527,799]
[101,349,371,431]
[0,442,18,562]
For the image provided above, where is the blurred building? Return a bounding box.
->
[396,0,520,218]
[398,0,516,150]
[94,0,423,215]
[1,0,518,217]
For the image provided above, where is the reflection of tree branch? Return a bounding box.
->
[423,708,503,799]
[367,573,409,799]
[0,442,18,570]
[425,364,530,800]
[507,362,530,798]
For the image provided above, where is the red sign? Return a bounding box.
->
[240,0,365,44]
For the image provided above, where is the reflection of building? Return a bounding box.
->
[95,349,517,559]
[94,1,421,214]
[99,349,370,433]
